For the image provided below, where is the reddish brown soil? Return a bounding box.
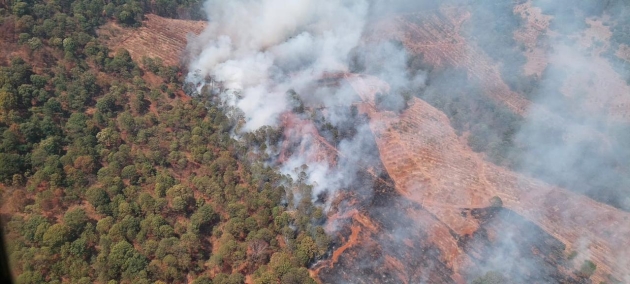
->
[330,222,361,267]
[513,1,552,77]
[346,74,630,283]
[278,112,339,166]
[515,1,630,122]
[369,7,531,115]
[557,52,630,122]
[98,14,206,67]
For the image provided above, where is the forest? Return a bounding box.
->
[0,0,327,283]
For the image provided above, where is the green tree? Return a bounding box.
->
[96,127,121,148]
[280,268,315,284]
[87,186,110,208]
[269,252,293,278]
[43,224,71,248]
[0,153,22,182]
[0,3,331,280]
[0,88,18,113]
[295,235,317,266]
[189,204,216,234]
[192,275,213,284]
[63,208,89,235]
[579,260,597,278]
[166,184,194,213]
[27,37,43,50]
[117,111,136,134]
[107,240,147,278]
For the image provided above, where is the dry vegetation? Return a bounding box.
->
[98,14,206,67]
[361,93,630,283]
[90,5,630,283]
[370,7,531,116]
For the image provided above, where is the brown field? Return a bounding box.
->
[370,2,630,124]
[355,84,630,282]
[513,1,552,76]
[370,6,531,116]
[98,14,206,67]
[349,5,630,280]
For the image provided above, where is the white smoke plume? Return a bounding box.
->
[186,0,368,131]
[184,0,630,282]
[185,0,424,208]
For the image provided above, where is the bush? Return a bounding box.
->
[579,260,597,278]
[489,196,503,208]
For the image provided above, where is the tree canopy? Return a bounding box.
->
[0,0,328,283]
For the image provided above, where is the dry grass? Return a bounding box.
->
[370,7,531,116]
[356,88,630,282]
[98,14,206,67]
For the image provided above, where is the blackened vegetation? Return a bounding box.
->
[319,174,458,283]
[317,118,458,283]
[535,0,622,35]
[462,207,584,284]
[287,90,305,114]
[312,105,365,147]
[400,2,541,98]
[291,76,366,148]
[602,48,630,85]
[606,1,630,85]
[369,193,457,283]
[308,76,590,283]
[534,0,595,34]
[516,62,630,211]
[348,40,415,113]
[506,1,630,211]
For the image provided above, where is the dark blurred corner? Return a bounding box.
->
[0,225,13,284]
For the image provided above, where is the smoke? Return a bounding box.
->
[514,45,630,209]
[184,0,630,282]
[185,0,425,208]
[453,0,630,282]
[186,0,369,131]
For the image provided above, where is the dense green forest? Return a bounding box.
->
[0,0,327,283]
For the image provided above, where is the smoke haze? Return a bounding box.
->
[187,0,368,130]
[185,0,630,282]
[185,0,425,206]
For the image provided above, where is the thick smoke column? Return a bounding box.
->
[186,0,367,210]
[185,0,424,206]
[186,0,368,130]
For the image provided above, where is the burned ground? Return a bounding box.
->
[98,1,630,282]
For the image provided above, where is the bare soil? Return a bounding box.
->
[98,14,206,67]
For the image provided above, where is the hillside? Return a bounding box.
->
[98,15,207,67]
[71,2,630,283]
[359,89,630,283]
[0,1,326,284]
[3,0,630,284]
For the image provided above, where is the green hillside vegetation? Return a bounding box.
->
[0,0,327,283]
